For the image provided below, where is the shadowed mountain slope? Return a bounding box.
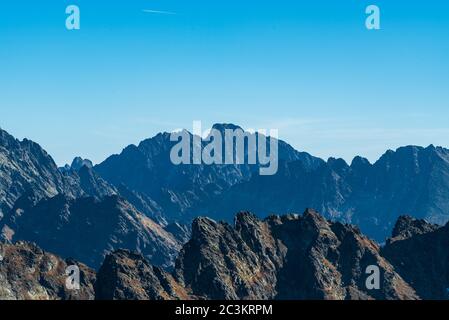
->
[97,210,418,300]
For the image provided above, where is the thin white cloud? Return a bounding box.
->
[142,9,177,15]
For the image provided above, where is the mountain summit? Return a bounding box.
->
[95,123,317,222]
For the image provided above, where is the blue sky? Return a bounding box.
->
[1,0,448,165]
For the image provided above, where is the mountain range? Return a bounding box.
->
[94,124,449,242]
[1,124,449,300]
[2,210,449,300]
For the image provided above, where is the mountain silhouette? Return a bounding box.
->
[93,125,449,241]
[2,125,449,250]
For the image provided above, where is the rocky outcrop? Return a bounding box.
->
[0,241,95,300]
[173,209,417,300]
[0,128,83,217]
[70,157,93,171]
[382,217,449,299]
[387,215,440,243]
[96,210,418,300]
[95,249,190,300]
[6,211,449,301]
[60,157,93,173]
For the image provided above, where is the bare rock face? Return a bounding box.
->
[170,210,418,300]
[382,217,449,299]
[175,212,286,299]
[96,210,418,300]
[95,249,190,300]
[70,157,93,171]
[387,215,440,243]
[0,129,83,216]
[2,211,439,301]
[0,241,95,300]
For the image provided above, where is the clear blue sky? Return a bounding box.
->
[1,0,448,165]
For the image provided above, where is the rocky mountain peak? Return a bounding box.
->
[0,128,83,214]
[95,249,190,300]
[382,216,449,299]
[76,165,117,199]
[171,210,417,300]
[211,123,243,133]
[302,207,327,223]
[0,128,19,149]
[70,157,93,171]
[389,215,440,243]
[6,211,449,300]
[350,156,371,169]
[0,241,95,300]
[327,157,349,170]
[234,211,259,226]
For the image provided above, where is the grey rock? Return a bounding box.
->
[0,241,95,300]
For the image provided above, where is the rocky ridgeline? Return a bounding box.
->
[79,124,449,242]
[382,216,449,299]
[3,126,449,244]
[2,210,448,300]
[0,128,189,270]
[0,241,95,300]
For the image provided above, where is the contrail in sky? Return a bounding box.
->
[142,9,177,15]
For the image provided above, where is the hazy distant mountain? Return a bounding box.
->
[0,128,121,221]
[0,128,187,270]
[201,144,449,241]
[0,128,83,217]
[2,193,182,269]
[95,123,322,222]
[60,157,93,172]
[2,124,449,257]
[92,124,449,241]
